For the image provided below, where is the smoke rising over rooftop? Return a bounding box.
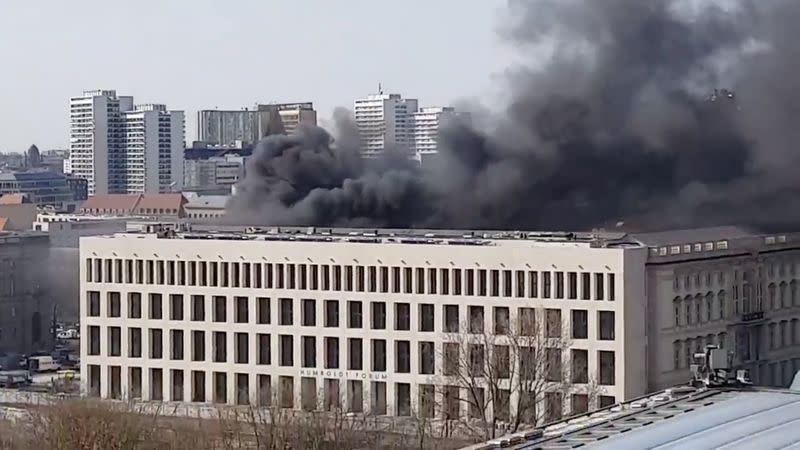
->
[228,0,800,232]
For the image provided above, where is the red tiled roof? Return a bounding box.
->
[81,194,142,212]
[80,193,186,216]
[0,217,7,230]
[0,193,26,205]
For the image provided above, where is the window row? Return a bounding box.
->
[86,293,615,341]
[85,258,617,300]
[85,326,616,385]
[85,366,617,420]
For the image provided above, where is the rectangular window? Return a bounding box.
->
[279,298,293,325]
[595,273,605,300]
[416,267,425,294]
[302,336,316,368]
[419,342,435,375]
[189,261,197,286]
[444,305,459,333]
[169,294,183,321]
[441,268,450,295]
[213,331,227,362]
[608,273,616,301]
[170,330,184,360]
[128,328,142,358]
[428,268,437,294]
[88,326,100,355]
[380,267,389,293]
[157,261,165,285]
[372,339,386,371]
[279,335,293,366]
[572,309,588,339]
[543,272,551,298]
[515,271,525,298]
[257,297,270,324]
[503,270,512,297]
[320,265,329,290]
[310,265,318,290]
[529,271,538,298]
[494,307,510,335]
[466,269,474,296]
[302,299,316,326]
[395,303,410,331]
[356,266,365,292]
[191,295,205,321]
[546,348,562,382]
[257,333,271,365]
[325,300,339,327]
[325,337,339,369]
[368,266,377,292]
[469,306,484,334]
[128,293,142,319]
[571,349,589,383]
[546,309,562,338]
[192,331,205,362]
[332,265,341,291]
[568,272,577,299]
[148,293,162,320]
[478,269,487,296]
[150,329,163,359]
[108,292,121,318]
[344,266,353,291]
[346,301,363,328]
[371,302,386,330]
[213,296,226,323]
[419,304,434,332]
[490,269,499,297]
[235,333,248,364]
[395,340,411,373]
[299,264,307,290]
[444,343,459,376]
[275,263,284,289]
[392,267,401,293]
[136,260,144,284]
[519,308,537,336]
[167,261,175,285]
[348,338,363,370]
[599,311,615,340]
[599,351,616,385]
[87,291,100,317]
[265,263,273,288]
[235,296,248,323]
[581,273,591,300]
[454,269,462,295]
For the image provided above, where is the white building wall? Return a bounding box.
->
[80,232,641,419]
[170,111,185,192]
[354,94,418,155]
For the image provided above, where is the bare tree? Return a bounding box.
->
[437,307,601,441]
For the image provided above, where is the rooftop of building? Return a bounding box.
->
[80,194,186,215]
[464,382,800,450]
[184,195,228,209]
[0,169,68,182]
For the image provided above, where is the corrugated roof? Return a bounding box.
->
[467,386,800,450]
[133,193,185,213]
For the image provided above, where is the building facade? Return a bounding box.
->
[0,170,75,208]
[80,228,644,420]
[639,227,800,392]
[68,90,184,195]
[354,93,418,155]
[197,103,316,147]
[183,155,245,193]
[0,232,53,355]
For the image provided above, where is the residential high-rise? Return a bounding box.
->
[408,106,460,165]
[68,90,184,196]
[354,92,418,155]
[196,103,316,146]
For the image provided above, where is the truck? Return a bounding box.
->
[27,356,61,373]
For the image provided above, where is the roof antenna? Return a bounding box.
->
[378,82,383,94]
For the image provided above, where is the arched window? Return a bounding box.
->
[685,338,693,367]
[695,294,703,323]
[685,295,693,325]
[780,282,788,308]
[673,297,682,327]
[769,283,777,310]
[792,280,798,306]
[781,321,790,348]
[792,319,799,345]
[718,290,727,319]
[706,292,714,322]
[673,340,681,370]
[718,331,727,349]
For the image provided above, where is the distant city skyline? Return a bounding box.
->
[0,0,513,152]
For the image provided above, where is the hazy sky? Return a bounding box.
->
[0,0,513,152]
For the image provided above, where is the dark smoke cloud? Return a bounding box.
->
[228,0,800,232]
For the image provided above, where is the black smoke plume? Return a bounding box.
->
[228,0,800,232]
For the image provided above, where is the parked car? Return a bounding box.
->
[0,370,32,388]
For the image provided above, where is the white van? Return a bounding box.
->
[27,356,61,373]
